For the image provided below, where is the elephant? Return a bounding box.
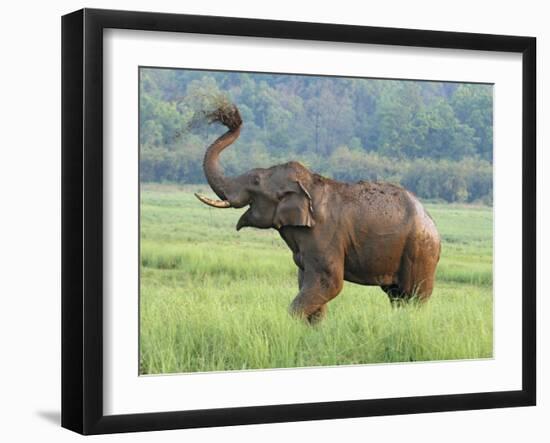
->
[195,104,441,323]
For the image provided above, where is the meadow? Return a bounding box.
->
[140,184,493,375]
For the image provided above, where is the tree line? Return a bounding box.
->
[140,68,493,204]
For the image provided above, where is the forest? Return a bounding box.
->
[139,68,493,204]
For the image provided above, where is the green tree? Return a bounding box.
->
[138,68,494,204]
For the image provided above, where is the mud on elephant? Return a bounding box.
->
[195,103,441,324]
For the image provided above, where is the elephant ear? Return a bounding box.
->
[273,180,315,229]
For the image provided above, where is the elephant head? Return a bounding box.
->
[194,105,315,231]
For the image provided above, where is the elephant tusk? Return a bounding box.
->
[194,193,231,208]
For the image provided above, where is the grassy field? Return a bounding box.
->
[140,184,493,375]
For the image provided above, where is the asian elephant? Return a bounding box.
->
[195,104,441,323]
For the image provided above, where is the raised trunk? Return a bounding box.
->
[202,126,241,201]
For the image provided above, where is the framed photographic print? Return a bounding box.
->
[61,8,536,435]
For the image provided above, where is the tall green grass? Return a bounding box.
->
[140,184,493,374]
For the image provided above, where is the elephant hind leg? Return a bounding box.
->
[382,263,436,306]
[397,253,437,303]
[381,284,406,307]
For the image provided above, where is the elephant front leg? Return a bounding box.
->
[298,267,304,289]
[290,265,343,324]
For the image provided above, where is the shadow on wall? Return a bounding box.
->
[35,410,60,426]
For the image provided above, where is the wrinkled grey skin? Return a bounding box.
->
[196,106,441,323]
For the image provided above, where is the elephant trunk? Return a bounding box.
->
[203,126,241,201]
[195,104,243,208]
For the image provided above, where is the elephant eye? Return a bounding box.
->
[252,175,261,186]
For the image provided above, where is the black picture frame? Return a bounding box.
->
[61,8,536,435]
